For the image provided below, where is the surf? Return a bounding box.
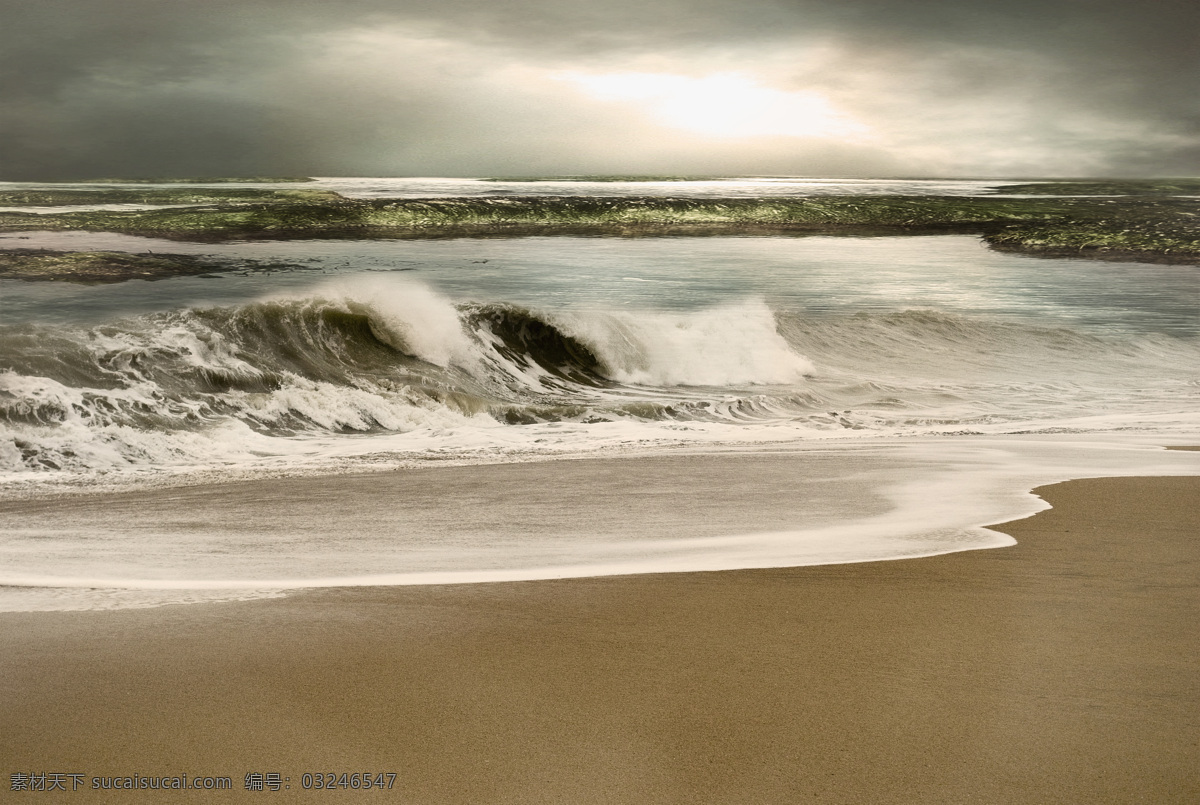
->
[2,274,1197,479]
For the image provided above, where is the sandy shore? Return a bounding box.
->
[2,474,1198,803]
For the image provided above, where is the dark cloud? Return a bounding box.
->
[1,0,1196,179]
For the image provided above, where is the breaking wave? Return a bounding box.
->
[2,277,1197,475]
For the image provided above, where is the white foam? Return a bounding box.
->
[555,299,814,386]
[333,276,478,369]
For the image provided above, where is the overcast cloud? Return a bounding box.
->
[2,0,1197,179]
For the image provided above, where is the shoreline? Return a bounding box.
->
[3,438,1199,603]
[2,473,1198,802]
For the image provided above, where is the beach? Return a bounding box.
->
[3,472,1197,803]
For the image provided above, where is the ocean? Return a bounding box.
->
[2,178,1198,610]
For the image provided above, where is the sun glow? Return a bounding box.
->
[557,70,868,140]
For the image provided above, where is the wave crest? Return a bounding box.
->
[551,299,814,387]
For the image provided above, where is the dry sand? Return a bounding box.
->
[2,474,1198,803]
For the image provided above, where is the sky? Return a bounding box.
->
[2,0,1197,180]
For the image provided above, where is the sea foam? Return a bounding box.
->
[550,299,814,386]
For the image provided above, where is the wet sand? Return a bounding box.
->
[2,474,1198,803]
